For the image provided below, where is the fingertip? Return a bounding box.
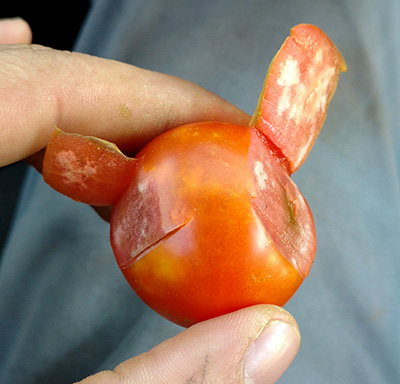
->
[244,316,300,384]
[0,18,32,44]
[172,305,300,384]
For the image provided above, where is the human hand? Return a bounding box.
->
[0,35,249,220]
[0,21,249,223]
[0,31,249,168]
[77,305,300,384]
[0,21,300,383]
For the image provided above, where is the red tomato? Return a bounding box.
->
[110,122,315,327]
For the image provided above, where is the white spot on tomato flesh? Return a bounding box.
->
[277,56,301,88]
[314,66,335,112]
[276,56,304,124]
[56,150,97,185]
[137,180,149,193]
[254,160,268,190]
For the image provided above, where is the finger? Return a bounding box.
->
[76,305,300,384]
[0,44,250,167]
[0,18,32,44]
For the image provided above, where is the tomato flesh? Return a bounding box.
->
[110,122,314,327]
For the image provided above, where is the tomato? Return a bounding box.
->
[42,24,346,327]
[110,122,314,326]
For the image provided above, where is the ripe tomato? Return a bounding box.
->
[110,122,315,326]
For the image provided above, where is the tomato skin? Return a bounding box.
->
[250,24,347,173]
[43,128,138,206]
[110,122,314,327]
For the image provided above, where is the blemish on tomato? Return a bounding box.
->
[137,179,149,193]
[276,56,302,122]
[314,66,336,112]
[253,160,268,190]
[283,186,298,225]
[56,150,97,185]
[277,56,300,87]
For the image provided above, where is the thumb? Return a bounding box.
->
[77,305,300,384]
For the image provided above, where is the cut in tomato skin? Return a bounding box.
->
[110,122,315,327]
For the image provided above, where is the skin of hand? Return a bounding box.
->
[0,18,301,384]
[0,18,32,45]
[77,305,300,384]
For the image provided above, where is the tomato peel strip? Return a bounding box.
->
[250,24,347,173]
[43,128,139,206]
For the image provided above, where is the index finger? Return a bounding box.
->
[0,44,250,167]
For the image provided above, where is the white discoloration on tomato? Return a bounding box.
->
[112,217,126,249]
[139,217,149,240]
[253,213,271,251]
[249,129,316,278]
[314,65,336,112]
[251,25,346,174]
[56,150,97,185]
[277,56,300,87]
[277,86,291,119]
[277,56,302,122]
[111,169,169,269]
[253,160,268,190]
[276,53,335,128]
[138,179,149,193]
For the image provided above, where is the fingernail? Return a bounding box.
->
[244,319,300,384]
